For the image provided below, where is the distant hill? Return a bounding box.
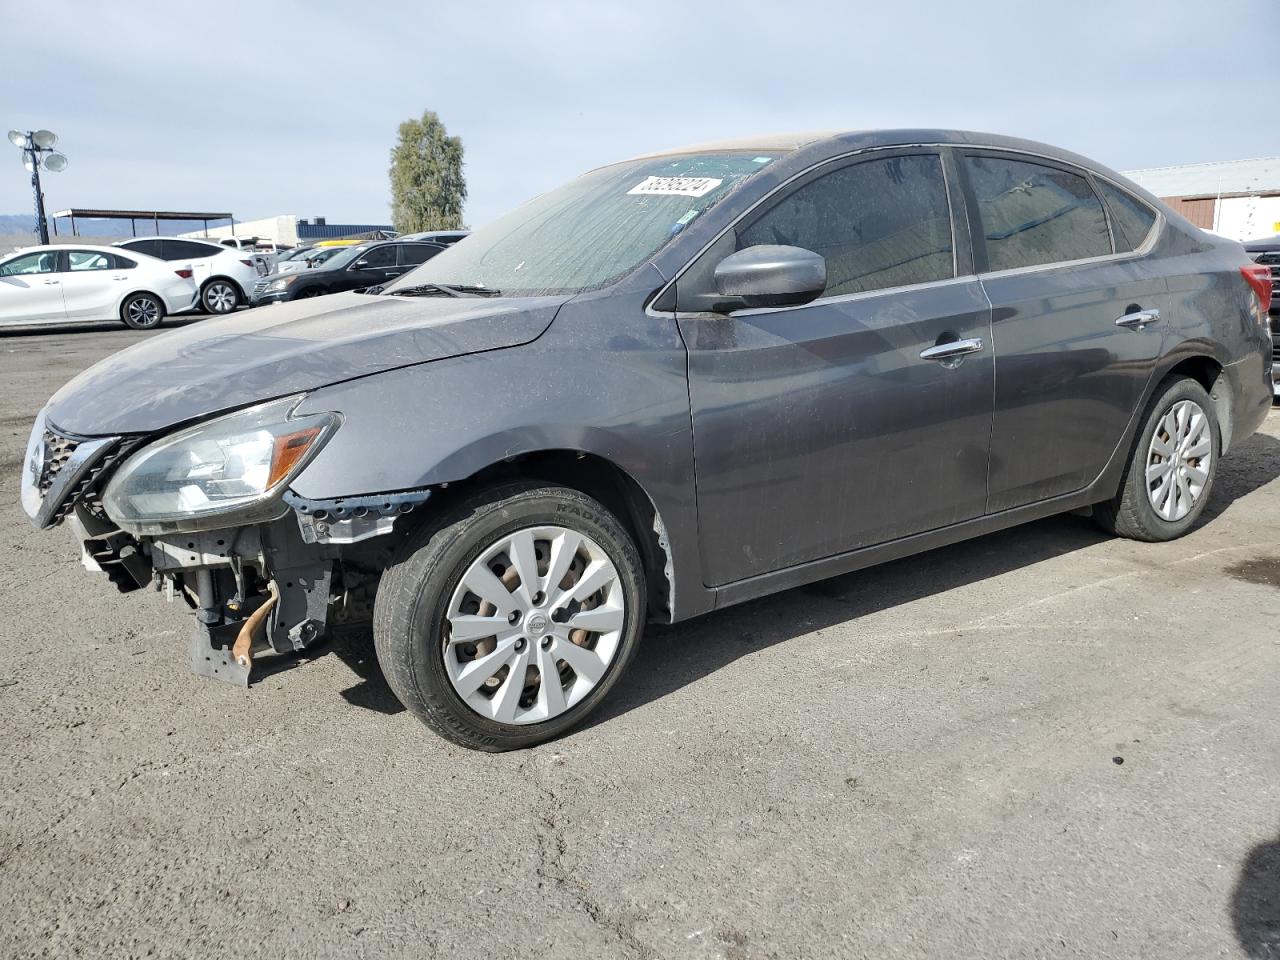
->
[0,213,232,238]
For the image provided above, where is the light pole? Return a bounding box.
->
[8,130,68,245]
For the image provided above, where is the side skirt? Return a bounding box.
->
[710,484,1106,611]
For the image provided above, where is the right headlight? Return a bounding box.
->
[265,275,300,292]
[102,395,340,535]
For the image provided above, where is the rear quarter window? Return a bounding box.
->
[1097,180,1158,253]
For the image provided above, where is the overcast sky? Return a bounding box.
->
[5,0,1278,230]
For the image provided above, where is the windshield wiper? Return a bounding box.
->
[386,283,501,298]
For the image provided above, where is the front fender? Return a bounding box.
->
[289,280,710,618]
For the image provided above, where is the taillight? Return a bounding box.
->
[239,259,253,267]
[175,268,193,279]
[1241,263,1273,308]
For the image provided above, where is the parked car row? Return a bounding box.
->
[0,244,198,328]
[250,239,446,303]
[114,237,266,315]
[0,227,472,326]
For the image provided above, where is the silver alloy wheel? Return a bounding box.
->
[1145,398,1213,522]
[444,525,626,725]
[205,281,237,313]
[126,296,160,326]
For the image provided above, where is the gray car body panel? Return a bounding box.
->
[32,129,1272,624]
[42,291,564,435]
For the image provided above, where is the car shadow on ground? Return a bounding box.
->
[1232,834,1280,958]
[297,432,1280,726]
[0,314,216,338]
[586,430,1280,731]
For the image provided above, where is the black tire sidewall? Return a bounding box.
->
[121,293,164,329]
[1123,377,1221,538]
[377,486,646,750]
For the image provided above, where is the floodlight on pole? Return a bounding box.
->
[7,128,66,244]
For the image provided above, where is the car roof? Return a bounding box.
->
[615,128,1158,209]
[628,130,844,160]
[629,128,1121,171]
[116,237,222,247]
[11,243,138,255]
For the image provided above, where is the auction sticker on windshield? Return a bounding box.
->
[628,176,724,197]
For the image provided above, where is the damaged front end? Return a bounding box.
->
[21,397,428,687]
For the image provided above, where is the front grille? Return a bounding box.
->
[252,278,272,296]
[52,440,135,523]
[37,429,79,496]
[31,424,135,526]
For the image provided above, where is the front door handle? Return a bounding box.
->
[920,337,984,363]
[42,279,60,285]
[1115,308,1160,328]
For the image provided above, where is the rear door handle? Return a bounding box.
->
[1115,308,1160,328]
[920,337,984,363]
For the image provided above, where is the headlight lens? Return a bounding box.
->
[102,396,339,534]
[266,275,299,292]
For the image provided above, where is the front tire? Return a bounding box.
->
[1094,376,1220,541]
[374,484,646,751]
[120,292,165,330]
[201,279,240,314]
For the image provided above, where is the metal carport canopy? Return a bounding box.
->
[49,208,233,237]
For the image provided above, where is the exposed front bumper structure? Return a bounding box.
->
[21,410,428,687]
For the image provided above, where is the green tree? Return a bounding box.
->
[389,110,466,233]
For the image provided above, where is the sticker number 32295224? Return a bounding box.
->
[627,176,724,198]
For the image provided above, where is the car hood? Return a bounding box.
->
[44,291,565,435]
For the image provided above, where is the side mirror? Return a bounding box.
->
[713,245,826,310]
[352,259,370,270]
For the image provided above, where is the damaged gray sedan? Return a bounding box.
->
[21,130,1274,750]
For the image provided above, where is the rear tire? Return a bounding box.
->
[201,279,240,314]
[1094,376,1220,541]
[373,484,646,751]
[120,292,165,330]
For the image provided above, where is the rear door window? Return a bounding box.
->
[1097,180,1158,253]
[167,240,220,259]
[122,238,164,258]
[962,155,1111,271]
[66,250,114,271]
[399,243,439,266]
[738,152,955,298]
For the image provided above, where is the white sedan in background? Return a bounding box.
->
[115,237,265,315]
[0,245,198,329]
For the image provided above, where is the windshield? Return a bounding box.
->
[385,152,776,297]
